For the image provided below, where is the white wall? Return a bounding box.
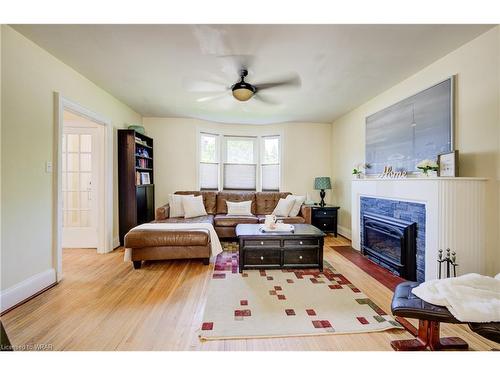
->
[331,26,500,275]
[1,26,142,292]
[143,118,333,207]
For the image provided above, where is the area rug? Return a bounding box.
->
[199,250,403,340]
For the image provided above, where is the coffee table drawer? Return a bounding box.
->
[283,249,319,265]
[244,239,281,248]
[283,238,319,247]
[244,249,281,266]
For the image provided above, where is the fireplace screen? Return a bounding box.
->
[362,213,417,281]
[364,226,402,264]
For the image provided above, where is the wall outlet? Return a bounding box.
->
[46,161,53,173]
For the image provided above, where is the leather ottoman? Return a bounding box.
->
[390,281,469,351]
[124,228,211,269]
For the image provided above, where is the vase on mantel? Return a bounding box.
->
[420,169,438,177]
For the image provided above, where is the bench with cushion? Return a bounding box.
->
[124,228,211,269]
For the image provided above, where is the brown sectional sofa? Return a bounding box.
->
[124,191,308,268]
[155,191,307,238]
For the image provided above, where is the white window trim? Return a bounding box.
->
[260,135,281,192]
[196,127,283,192]
[198,132,221,191]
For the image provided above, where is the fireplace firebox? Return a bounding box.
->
[362,213,417,281]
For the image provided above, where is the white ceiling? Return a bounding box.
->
[14,24,493,124]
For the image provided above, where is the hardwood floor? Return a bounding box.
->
[2,235,498,351]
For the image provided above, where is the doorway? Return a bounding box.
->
[55,94,113,281]
[62,111,103,249]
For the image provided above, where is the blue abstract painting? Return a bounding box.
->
[366,78,453,175]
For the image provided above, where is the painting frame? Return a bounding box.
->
[438,150,459,177]
[365,76,455,175]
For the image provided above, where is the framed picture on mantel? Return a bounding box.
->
[438,150,459,177]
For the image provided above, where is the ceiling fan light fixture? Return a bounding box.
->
[232,83,256,101]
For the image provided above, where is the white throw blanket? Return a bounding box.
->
[124,222,223,260]
[412,273,500,323]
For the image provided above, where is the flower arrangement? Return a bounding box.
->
[352,163,368,178]
[416,159,438,176]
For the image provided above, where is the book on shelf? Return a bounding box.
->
[140,172,151,185]
[136,171,141,185]
[136,158,148,168]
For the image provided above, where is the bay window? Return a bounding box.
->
[198,131,281,191]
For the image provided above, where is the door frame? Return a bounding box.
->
[54,93,113,281]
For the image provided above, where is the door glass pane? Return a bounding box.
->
[67,153,79,172]
[67,172,79,190]
[80,153,91,172]
[80,172,91,191]
[80,192,90,209]
[67,192,79,210]
[67,134,79,152]
[62,173,67,190]
[80,134,92,153]
[68,210,80,227]
[80,210,90,227]
[62,134,67,152]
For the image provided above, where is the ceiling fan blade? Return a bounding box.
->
[183,78,229,93]
[217,54,255,75]
[253,93,281,105]
[196,92,230,103]
[255,73,302,91]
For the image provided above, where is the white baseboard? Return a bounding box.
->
[1,268,56,313]
[337,225,352,240]
[113,236,120,249]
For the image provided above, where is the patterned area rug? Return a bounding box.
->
[200,249,403,340]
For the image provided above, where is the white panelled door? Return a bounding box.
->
[62,126,101,248]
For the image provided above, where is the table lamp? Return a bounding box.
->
[314,177,332,207]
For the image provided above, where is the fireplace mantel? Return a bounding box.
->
[351,177,487,280]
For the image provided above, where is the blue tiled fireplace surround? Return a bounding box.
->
[360,196,426,282]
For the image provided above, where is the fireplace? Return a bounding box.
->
[362,213,417,281]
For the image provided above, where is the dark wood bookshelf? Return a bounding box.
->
[118,129,155,245]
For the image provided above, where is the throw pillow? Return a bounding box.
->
[287,195,306,217]
[182,195,208,218]
[272,197,295,217]
[168,194,194,218]
[226,200,252,216]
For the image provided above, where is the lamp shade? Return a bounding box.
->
[314,177,332,190]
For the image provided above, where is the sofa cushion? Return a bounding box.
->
[214,214,259,227]
[256,215,306,224]
[169,193,193,217]
[227,200,252,216]
[216,192,256,214]
[272,197,295,217]
[174,191,217,214]
[125,229,210,248]
[255,192,291,215]
[182,195,208,218]
[287,195,306,217]
[154,215,214,225]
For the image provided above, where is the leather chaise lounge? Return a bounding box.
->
[124,191,308,268]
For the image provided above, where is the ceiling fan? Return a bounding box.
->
[185,62,301,104]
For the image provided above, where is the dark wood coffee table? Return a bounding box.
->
[235,224,326,273]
